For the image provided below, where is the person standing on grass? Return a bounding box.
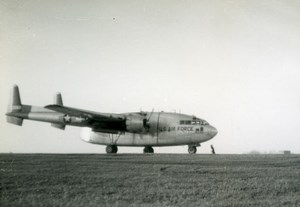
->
[211,145,215,154]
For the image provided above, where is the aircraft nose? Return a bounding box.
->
[209,126,218,138]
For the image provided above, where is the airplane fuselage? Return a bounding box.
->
[82,112,217,147]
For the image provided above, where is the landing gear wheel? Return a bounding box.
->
[143,146,154,154]
[106,145,118,154]
[149,147,154,153]
[112,145,118,153]
[188,146,197,154]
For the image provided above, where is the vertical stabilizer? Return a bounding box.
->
[51,92,65,130]
[10,85,22,111]
[6,85,23,125]
[54,93,63,106]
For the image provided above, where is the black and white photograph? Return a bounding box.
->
[1,0,300,206]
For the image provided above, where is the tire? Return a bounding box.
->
[143,147,149,153]
[149,147,154,153]
[106,145,117,154]
[143,146,154,153]
[112,145,118,153]
[188,146,197,154]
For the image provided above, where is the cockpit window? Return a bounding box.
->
[180,120,191,125]
[185,120,191,125]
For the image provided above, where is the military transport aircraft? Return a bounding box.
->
[6,85,218,154]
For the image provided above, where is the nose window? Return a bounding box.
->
[200,127,203,132]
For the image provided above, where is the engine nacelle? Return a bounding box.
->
[126,114,145,133]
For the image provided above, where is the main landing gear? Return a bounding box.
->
[106,145,118,154]
[143,146,154,153]
[188,145,197,154]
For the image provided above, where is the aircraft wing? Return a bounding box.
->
[45,104,126,132]
[45,105,124,121]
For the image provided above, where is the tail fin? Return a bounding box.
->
[54,92,63,106]
[51,92,65,130]
[6,85,23,126]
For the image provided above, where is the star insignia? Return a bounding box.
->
[63,114,71,123]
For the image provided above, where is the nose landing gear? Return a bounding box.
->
[188,143,200,154]
[188,146,197,154]
[106,145,118,154]
[188,145,200,154]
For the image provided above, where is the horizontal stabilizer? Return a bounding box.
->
[7,116,23,126]
[51,123,65,130]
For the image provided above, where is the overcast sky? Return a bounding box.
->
[1,0,300,154]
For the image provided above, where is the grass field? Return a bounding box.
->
[0,154,299,206]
